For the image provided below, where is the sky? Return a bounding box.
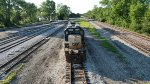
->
[25,0,100,14]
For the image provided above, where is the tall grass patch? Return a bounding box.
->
[0,64,24,84]
[79,20,125,61]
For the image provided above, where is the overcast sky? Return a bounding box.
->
[25,0,100,14]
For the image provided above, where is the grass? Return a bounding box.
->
[100,38,118,53]
[0,64,24,84]
[88,28,101,37]
[79,20,125,61]
[100,37,125,61]
[79,20,93,28]
[0,71,17,84]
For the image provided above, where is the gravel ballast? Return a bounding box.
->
[85,22,150,84]
[15,30,66,84]
[11,22,150,84]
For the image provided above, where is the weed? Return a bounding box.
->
[0,71,17,84]
[147,82,150,84]
[100,38,118,53]
[79,20,125,61]
[0,64,24,84]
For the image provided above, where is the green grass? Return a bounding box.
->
[79,21,93,28]
[147,82,150,84]
[100,37,125,61]
[0,64,24,84]
[79,20,125,61]
[79,20,100,37]
[88,28,101,38]
[100,37,118,53]
[0,71,17,84]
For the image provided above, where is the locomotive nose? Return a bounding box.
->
[64,24,86,63]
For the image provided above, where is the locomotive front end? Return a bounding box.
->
[64,26,86,63]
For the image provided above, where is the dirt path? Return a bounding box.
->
[15,31,66,84]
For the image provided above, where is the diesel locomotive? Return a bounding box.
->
[64,24,86,63]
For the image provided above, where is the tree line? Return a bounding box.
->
[0,0,72,28]
[85,0,150,35]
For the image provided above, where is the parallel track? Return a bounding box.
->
[0,27,52,53]
[0,29,39,46]
[0,26,51,46]
[92,21,150,56]
[117,34,150,55]
[0,25,64,79]
[95,21,150,41]
[0,24,51,41]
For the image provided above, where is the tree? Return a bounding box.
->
[129,0,148,31]
[0,0,14,27]
[142,7,150,34]
[57,3,71,20]
[41,0,55,21]
[84,0,150,35]
[69,13,81,18]
[0,0,38,27]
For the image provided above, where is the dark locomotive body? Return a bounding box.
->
[64,26,86,63]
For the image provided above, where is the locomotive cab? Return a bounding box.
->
[64,26,86,63]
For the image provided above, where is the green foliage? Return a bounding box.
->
[147,82,150,84]
[100,0,110,6]
[85,0,150,35]
[69,13,81,18]
[100,38,118,53]
[0,0,38,28]
[142,13,150,34]
[0,0,71,28]
[57,3,71,20]
[41,0,55,21]
[88,28,101,37]
[0,71,17,84]
[79,21,91,28]
[0,64,24,84]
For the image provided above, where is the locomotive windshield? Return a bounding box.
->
[64,27,84,41]
[66,28,82,35]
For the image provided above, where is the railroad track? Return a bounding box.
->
[94,21,150,41]
[92,21,150,56]
[0,25,51,46]
[117,34,150,55]
[0,24,65,79]
[66,62,88,84]
[0,27,46,45]
[0,24,51,41]
[0,26,53,53]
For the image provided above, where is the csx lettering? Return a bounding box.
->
[72,43,79,46]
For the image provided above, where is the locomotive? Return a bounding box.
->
[64,23,86,63]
